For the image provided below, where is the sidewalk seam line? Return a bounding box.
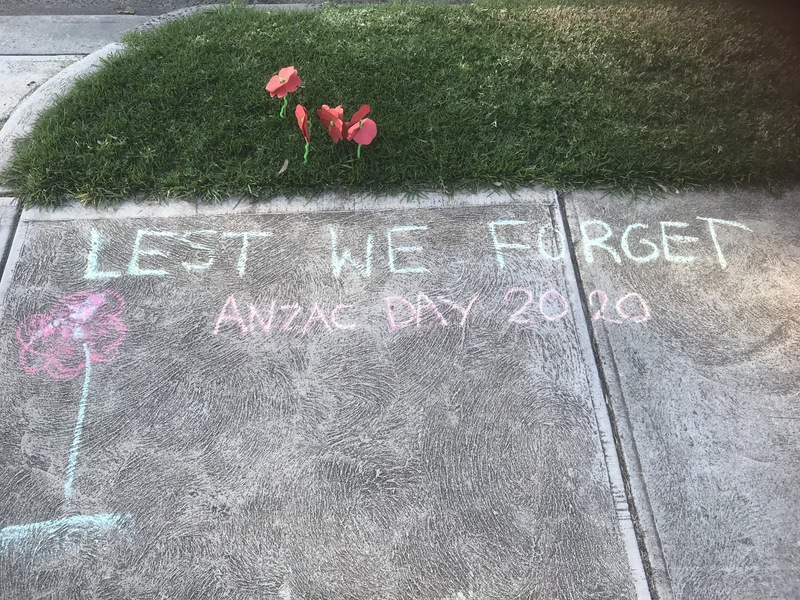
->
[0,200,22,280]
[555,189,658,600]
[599,328,674,596]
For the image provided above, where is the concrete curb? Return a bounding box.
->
[0,197,18,275]
[19,187,554,221]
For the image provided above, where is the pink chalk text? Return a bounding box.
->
[504,287,650,326]
[381,292,479,330]
[589,290,650,323]
[213,296,356,336]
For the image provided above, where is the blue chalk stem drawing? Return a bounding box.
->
[0,290,133,551]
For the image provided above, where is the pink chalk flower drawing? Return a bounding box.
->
[16,290,127,501]
[18,290,126,380]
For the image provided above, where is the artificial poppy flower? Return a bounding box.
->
[346,117,378,146]
[317,105,344,143]
[344,104,371,131]
[266,66,302,98]
[295,104,309,142]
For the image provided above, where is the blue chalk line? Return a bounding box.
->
[0,513,133,551]
[0,346,135,554]
[64,342,91,502]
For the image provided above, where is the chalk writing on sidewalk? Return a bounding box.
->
[589,290,651,323]
[82,216,752,282]
[489,217,752,269]
[211,288,649,337]
[212,296,357,336]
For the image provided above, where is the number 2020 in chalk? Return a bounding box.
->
[504,288,650,326]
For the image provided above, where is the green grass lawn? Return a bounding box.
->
[3,0,800,206]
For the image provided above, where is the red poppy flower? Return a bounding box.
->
[317,105,344,143]
[266,66,302,99]
[295,104,309,142]
[346,117,378,146]
[17,290,127,380]
[344,104,371,131]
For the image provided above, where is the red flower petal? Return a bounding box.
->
[344,104,371,130]
[328,125,343,143]
[295,104,310,142]
[265,75,283,97]
[266,66,302,98]
[347,118,378,146]
[277,66,298,82]
[282,73,302,95]
[317,105,344,143]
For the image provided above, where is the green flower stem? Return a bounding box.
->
[279,96,288,119]
[302,121,311,164]
[357,144,362,159]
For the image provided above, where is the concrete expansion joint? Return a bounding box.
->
[554,190,655,600]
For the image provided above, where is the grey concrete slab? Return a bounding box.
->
[0,192,648,599]
[0,15,150,54]
[564,189,800,600]
[0,55,80,127]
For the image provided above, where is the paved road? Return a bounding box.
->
[0,0,248,16]
[4,0,319,17]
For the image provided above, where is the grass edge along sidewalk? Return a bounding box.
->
[2,0,799,207]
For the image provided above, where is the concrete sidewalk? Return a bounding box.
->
[564,190,800,599]
[2,185,798,600]
[1,9,799,600]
